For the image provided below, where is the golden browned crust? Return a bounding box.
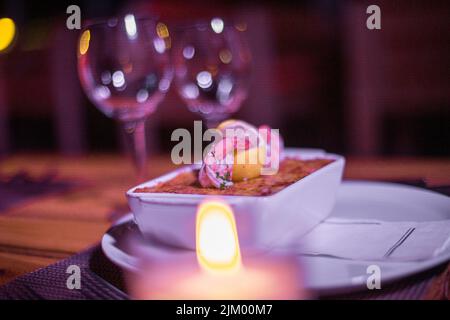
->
[134,158,333,196]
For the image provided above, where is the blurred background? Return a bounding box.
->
[0,0,449,158]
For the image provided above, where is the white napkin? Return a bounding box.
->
[298,218,450,262]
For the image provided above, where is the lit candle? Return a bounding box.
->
[128,201,306,299]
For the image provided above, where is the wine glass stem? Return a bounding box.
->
[123,120,147,181]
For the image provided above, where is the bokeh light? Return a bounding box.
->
[0,18,16,52]
[79,29,90,55]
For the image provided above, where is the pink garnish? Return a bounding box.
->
[199,120,284,189]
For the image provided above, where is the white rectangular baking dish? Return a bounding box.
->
[127,148,345,250]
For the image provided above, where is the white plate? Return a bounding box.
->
[102,181,450,295]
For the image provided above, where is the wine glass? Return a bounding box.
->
[173,18,251,128]
[77,14,172,180]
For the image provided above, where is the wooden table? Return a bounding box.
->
[0,154,449,298]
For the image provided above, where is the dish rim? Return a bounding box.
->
[126,148,346,201]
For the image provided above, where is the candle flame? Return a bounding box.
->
[196,201,242,273]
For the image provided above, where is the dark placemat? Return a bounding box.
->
[0,246,128,300]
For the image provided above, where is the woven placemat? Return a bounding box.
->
[0,246,127,300]
[0,243,446,300]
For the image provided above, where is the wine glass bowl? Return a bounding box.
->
[77,15,173,179]
[78,16,172,122]
[173,18,251,127]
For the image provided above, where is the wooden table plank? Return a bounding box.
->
[0,215,109,255]
[344,157,450,186]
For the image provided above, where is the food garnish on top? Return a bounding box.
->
[134,120,334,196]
[198,120,283,189]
